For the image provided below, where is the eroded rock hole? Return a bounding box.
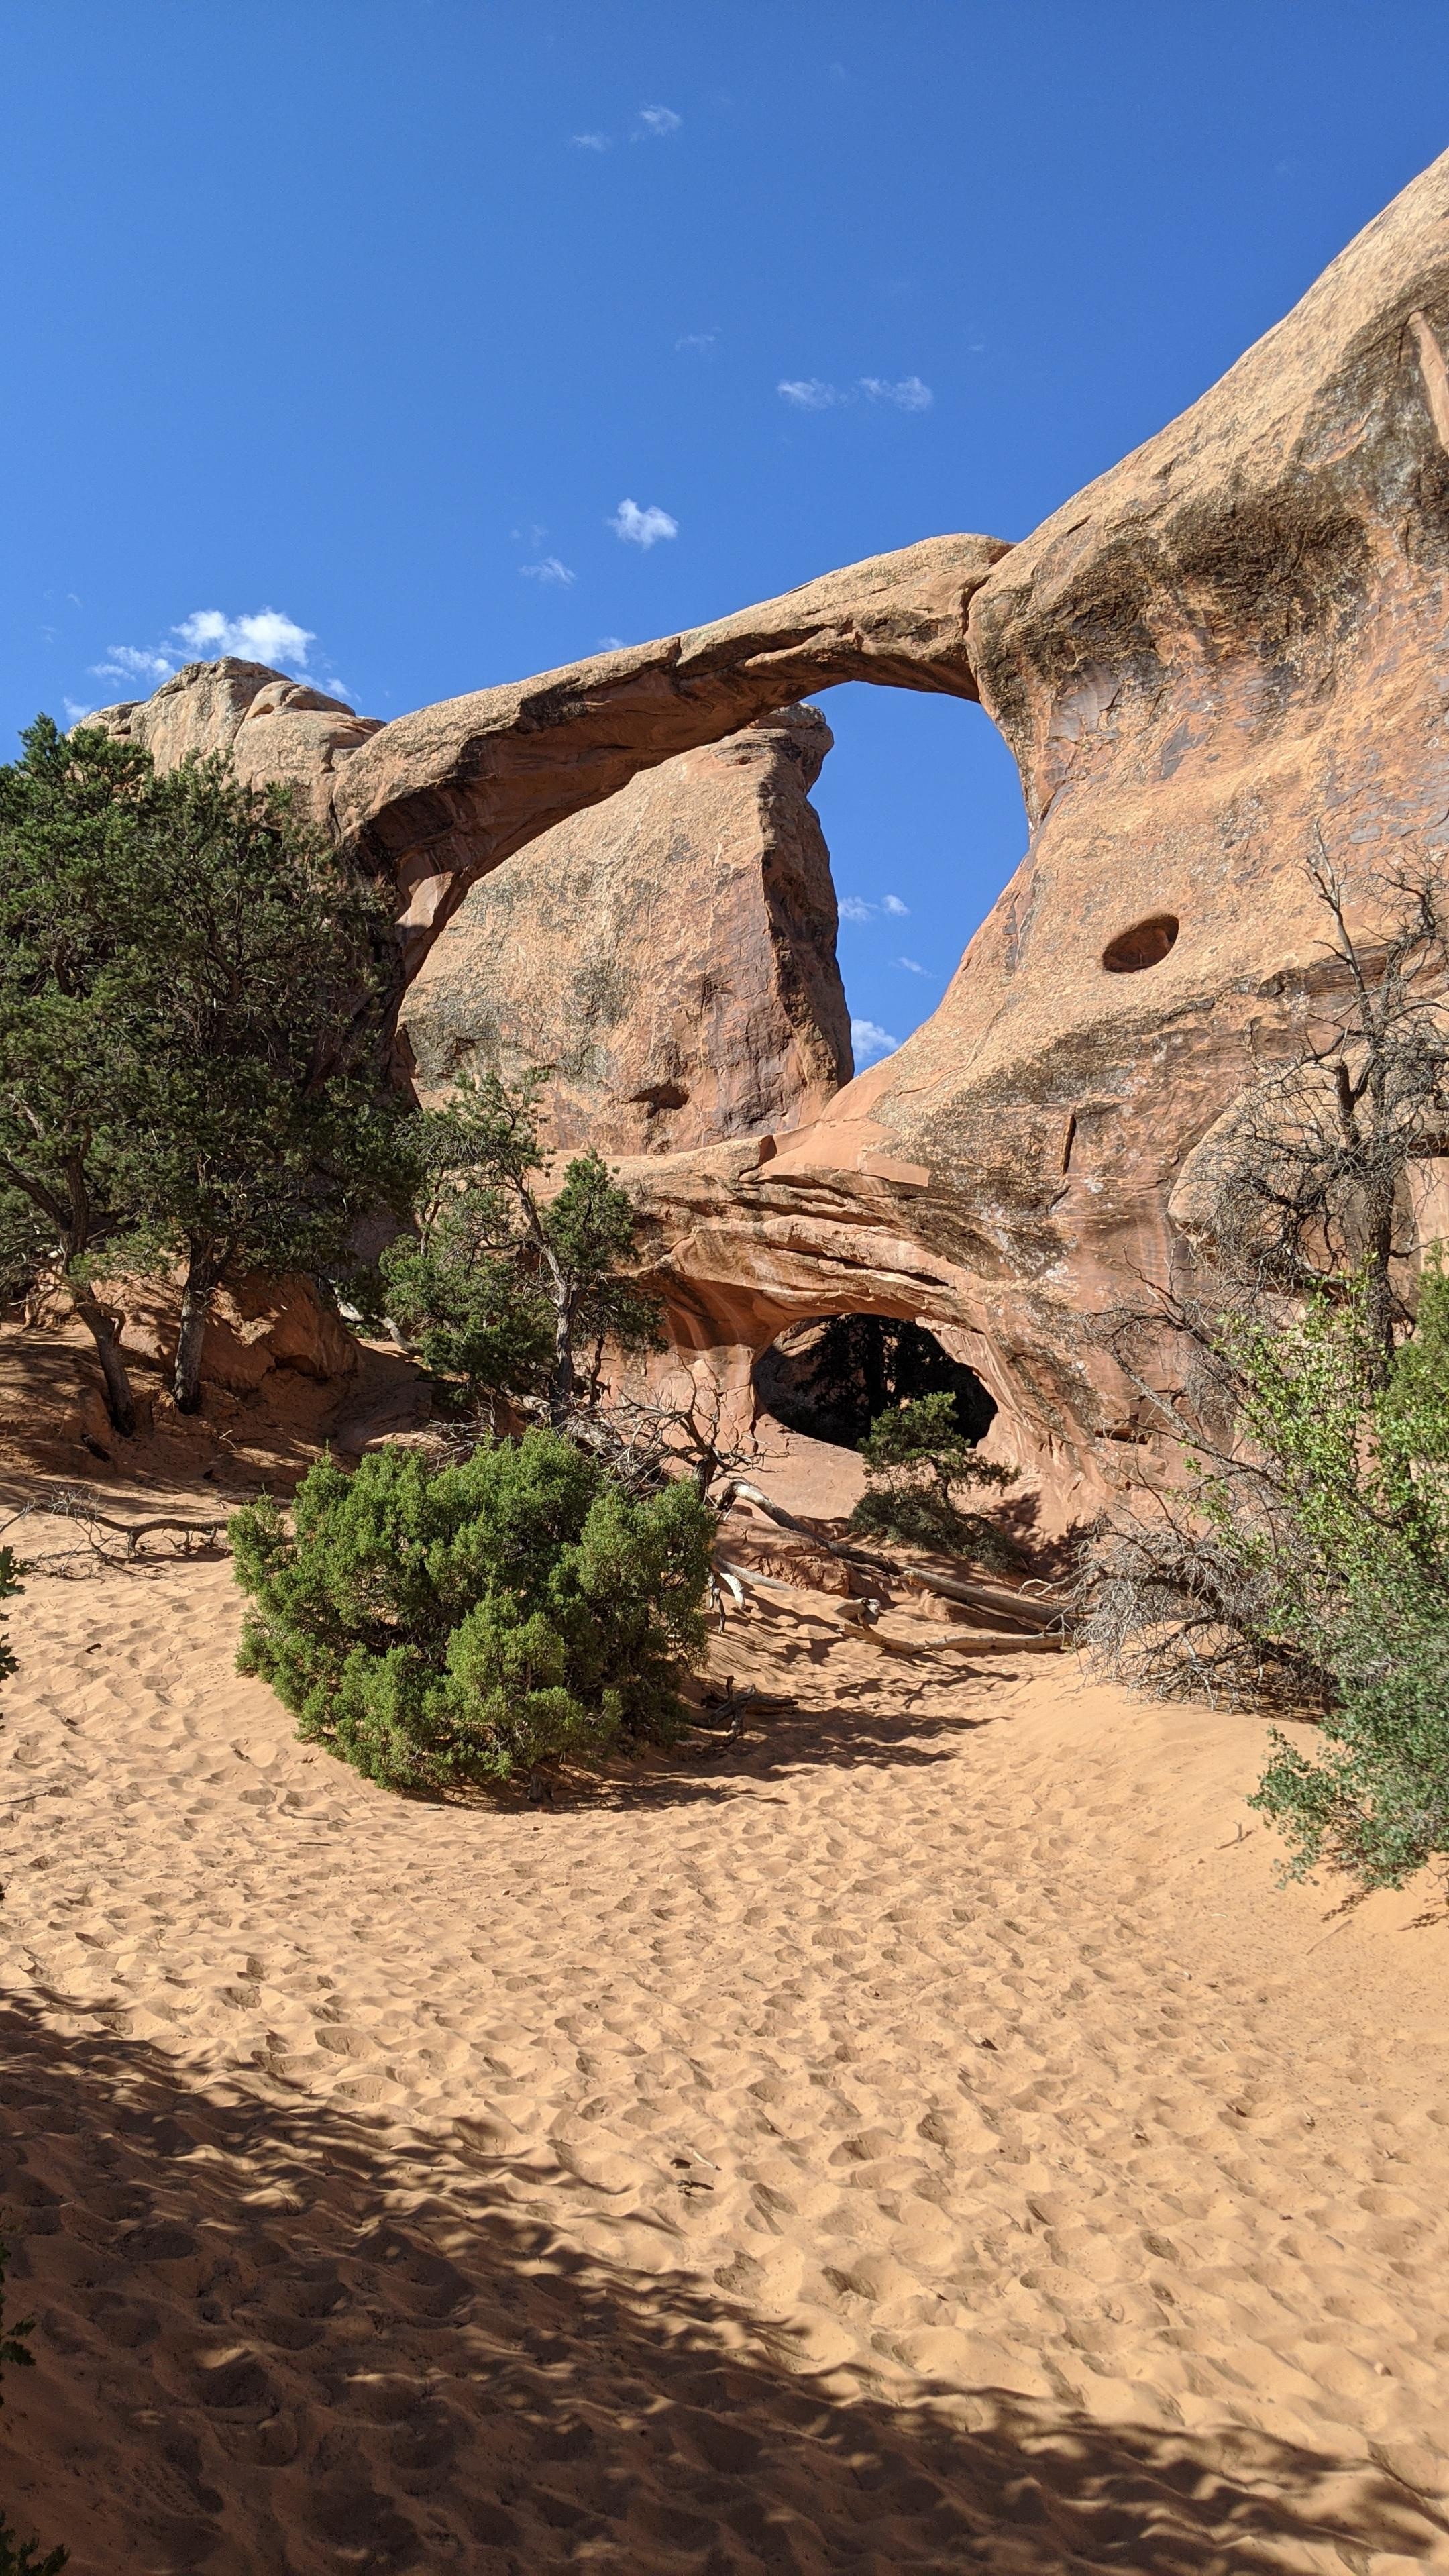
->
[1102,913,1179,973]
[753,1315,996,1450]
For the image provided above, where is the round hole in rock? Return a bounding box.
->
[1102,912,1179,974]
[753,1315,996,1451]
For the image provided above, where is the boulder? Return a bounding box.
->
[43,1271,359,1395]
[401,704,851,1156]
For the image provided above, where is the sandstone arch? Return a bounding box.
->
[85,147,1449,1517]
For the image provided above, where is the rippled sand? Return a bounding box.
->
[1,1513,1447,2571]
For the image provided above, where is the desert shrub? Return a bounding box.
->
[0,1550,19,1695]
[1083,1264,1449,1889]
[1240,1263,1449,1887]
[849,1391,1014,1555]
[231,1430,715,1788]
[0,2237,66,2575]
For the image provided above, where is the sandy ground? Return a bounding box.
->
[0,1449,1448,2570]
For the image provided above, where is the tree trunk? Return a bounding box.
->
[174,1257,222,1415]
[73,1291,137,1438]
[549,1307,576,1426]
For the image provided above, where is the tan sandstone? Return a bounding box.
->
[401,704,851,1157]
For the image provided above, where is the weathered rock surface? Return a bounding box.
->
[90,660,381,820]
[401,704,851,1157]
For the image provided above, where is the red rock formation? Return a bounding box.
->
[401,705,851,1157]
[621,147,1449,1514]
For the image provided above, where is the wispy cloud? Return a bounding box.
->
[778,378,844,410]
[860,374,933,412]
[676,332,716,354]
[897,956,929,975]
[635,104,681,136]
[851,1018,898,1064]
[839,892,910,925]
[596,635,628,651]
[572,131,611,150]
[63,696,96,723]
[610,498,678,549]
[519,556,576,586]
[91,643,174,683]
[778,376,933,413]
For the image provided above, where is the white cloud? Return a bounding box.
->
[676,332,716,353]
[778,378,842,409]
[881,892,910,916]
[175,608,316,668]
[520,556,576,586]
[859,374,933,411]
[897,956,928,975]
[63,696,96,722]
[572,131,611,150]
[91,644,174,682]
[610,498,678,549]
[839,896,875,924]
[596,635,627,651]
[851,1018,898,1063]
[635,104,681,136]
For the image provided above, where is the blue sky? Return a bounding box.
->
[6,5,1449,1065]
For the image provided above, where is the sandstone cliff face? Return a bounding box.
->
[400,706,851,1157]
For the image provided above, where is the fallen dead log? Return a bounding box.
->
[727,1483,896,1581]
[726,1482,1071,1634]
[899,1565,1072,1632]
[44,1490,231,1562]
[714,1558,878,1625]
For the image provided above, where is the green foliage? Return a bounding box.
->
[849,1390,1014,1554]
[0,1549,21,1695]
[0,717,413,1417]
[377,1068,661,1416]
[0,2237,66,2575]
[1222,1261,1449,1888]
[230,1430,715,1788]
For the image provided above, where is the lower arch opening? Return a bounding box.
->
[751,1314,997,1452]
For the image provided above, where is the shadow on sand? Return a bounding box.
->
[0,1997,1439,2573]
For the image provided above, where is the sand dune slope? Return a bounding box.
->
[1,1542,1447,2571]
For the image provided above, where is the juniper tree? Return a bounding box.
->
[378,1067,662,1423]
[0,719,413,1419]
[849,1390,1013,1555]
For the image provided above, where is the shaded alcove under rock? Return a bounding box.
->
[752,1315,998,1451]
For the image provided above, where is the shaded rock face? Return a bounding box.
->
[401,706,851,1157]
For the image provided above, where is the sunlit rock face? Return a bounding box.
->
[400,706,852,1158]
